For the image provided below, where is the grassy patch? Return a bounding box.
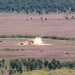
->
[42,36,75,41]
[22,68,75,75]
[0,35,75,41]
[3,48,25,51]
[0,38,29,41]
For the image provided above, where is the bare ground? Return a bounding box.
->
[0,39,75,62]
[0,13,75,37]
[0,13,75,61]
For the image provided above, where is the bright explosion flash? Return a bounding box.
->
[15,37,52,46]
[33,37,43,45]
[28,37,43,45]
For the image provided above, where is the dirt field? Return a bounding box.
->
[0,13,75,62]
[0,39,75,62]
[0,13,75,37]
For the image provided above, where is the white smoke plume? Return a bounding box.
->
[33,37,43,45]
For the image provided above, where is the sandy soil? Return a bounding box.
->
[0,13,75,37]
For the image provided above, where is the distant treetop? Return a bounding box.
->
[0,0,75,14]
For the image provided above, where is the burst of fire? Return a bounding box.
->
[28,37,43,45]
[17,37,51,46]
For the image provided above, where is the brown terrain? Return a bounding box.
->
[0,13,75,75]
[0,13,75,37]
[0,13,75,61]
[0,39,75,62]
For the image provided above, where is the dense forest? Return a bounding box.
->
[0,0,75,14]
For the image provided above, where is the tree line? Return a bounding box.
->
[0,58,75,74]
[0,35,75,41]
[9,58,75,74]
[0,0,75,14]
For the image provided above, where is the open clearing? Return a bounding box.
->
[0,38,75,62]
[0,13,75,61]
[0,13,75,37]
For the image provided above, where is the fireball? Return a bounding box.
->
[28,37,43,45]
[34,37,42,45]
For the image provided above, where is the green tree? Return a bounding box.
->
[48,58,61,70]
[10,59,23,73]
[38,59,43,69]
[44,59,49,69]
[0,0,75,13]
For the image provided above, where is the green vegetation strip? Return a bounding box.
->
[0,58,75,75]
[0,35,75,41]
[0,0,75,13]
